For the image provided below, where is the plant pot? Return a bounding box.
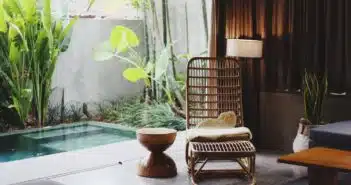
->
[292,118,322,177]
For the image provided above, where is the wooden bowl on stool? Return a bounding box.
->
[137,128,177,178]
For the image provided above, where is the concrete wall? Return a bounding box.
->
[152,0,212,72]
[259,92,351,153]
[49,0,212,106]
[50,0,140,19]
[51,19,145,106]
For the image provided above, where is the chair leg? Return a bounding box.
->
[250,156,256,185]
[185,142,189,164]
[190,151,198,183]
[185,142,190,173]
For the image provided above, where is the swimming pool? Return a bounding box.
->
[0,122,136,163]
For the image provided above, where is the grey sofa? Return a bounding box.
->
[310,120,351,150]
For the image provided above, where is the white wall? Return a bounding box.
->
[51,18,145,106]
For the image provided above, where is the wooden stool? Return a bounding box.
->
[137,128,177,178]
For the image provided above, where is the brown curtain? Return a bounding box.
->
[210,0,351,93]
[209,0,351,146]
[209,0,219,57]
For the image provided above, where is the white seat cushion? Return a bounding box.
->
[186,127,252,141]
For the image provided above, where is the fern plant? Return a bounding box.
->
[302,70,328,125]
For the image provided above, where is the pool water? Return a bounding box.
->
[0,123,135,163]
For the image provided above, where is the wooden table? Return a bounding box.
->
[136,128,177,178]
[278,147,351,185]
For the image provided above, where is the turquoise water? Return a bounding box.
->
[0,123,135,163]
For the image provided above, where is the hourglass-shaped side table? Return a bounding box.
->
[136,128,177,178]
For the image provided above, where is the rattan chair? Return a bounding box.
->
[185,57,256,184]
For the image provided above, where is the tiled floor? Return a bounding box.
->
[16,151,300,185]
[2,132,305,185]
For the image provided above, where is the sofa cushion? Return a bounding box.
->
[187,127,252,142]
[310,121,351,150]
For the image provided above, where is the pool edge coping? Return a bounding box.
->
[0,121,137,137]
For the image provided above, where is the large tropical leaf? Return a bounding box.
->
[109,26,139,53]
[123,67,148,83]
[3,0,23,18]
[0,5,7,33]
[41,0,53,48]
[57,16,77,50]
[45,48,60,81]
[9,42,20,64]
[87,0,96,11]
[53,21,63,40]
[154,46,170,80]
[35,30,50,62]
[20,0,36,22]
[42,0,51,30]
[8,22,28,51]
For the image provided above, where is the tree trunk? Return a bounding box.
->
[60,88,65,123]
[171,104,185,118]
[185,2,190,54]
[143,0,152,100]
[151,0,185,109]
[165,0,177,79]
[150,0,161,100]
[162,0,168,47]
[201,0,209,47]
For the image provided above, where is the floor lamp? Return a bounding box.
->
[226,39,263,145]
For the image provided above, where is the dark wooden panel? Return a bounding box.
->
[259,92,351,152]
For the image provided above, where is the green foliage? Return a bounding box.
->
[110,26,140,53]
[96,96,143,122]
[46,101,85,125]
[140,103,186,131]
[87,0,96,11]
[97,97,185,131]
[94,27,175,103]
[123,67,148,83]
[126,0,151,10]
[0,0,78,127]
[0,0,34,125]
[175,72,186,96]
[67,103,83,122]
[303,70,328,125]
[46,103,61,126]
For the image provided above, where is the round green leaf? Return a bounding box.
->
[123,68,147,83]
[109,26,139,53]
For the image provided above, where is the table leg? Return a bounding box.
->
[308,167,338,185]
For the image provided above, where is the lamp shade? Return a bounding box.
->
[226,39,263,58]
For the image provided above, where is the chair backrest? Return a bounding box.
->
[186,57,244,129]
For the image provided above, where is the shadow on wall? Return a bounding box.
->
[51,19,146,106]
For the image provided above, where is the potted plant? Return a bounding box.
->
[292,69,328,176]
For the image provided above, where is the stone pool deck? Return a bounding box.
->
[0,131,307,185]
